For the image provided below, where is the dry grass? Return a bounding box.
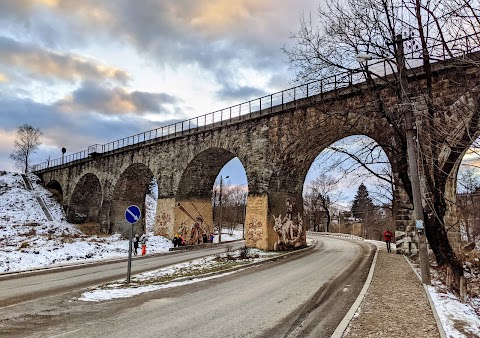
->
[18,242,29,249]
[77,222,102,236]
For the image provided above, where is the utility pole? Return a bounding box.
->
[396,34,431,285]
[213,189,217,228]
[218,175,229,243]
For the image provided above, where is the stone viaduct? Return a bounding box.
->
[33,54,480,253]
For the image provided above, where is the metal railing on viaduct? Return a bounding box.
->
[32,34,479,172]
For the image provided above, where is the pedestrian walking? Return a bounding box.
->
[140,233,148,255]
[133,234,140,256]
[383,228,393,253]
[209,233,214,243]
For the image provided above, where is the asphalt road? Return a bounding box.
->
[0,236,374,338]
[0,242,245,307]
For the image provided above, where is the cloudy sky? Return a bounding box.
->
[0,0,321,175]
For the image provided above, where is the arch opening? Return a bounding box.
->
[301,135,394,242]
[454,136,480,246]
[46,180,63,204]
[145,177,158,236]
[175,148,248,245]
[111,163,155,238]
[68,174,102,233]
[212,158,248,243]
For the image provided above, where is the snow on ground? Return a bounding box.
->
[0,171,173,272]
[213,229,244,243]
[80,248,276,302]
[1,171,478,336]
[428,285,480,338]
[0,171,245,273]
[80,269,242,302]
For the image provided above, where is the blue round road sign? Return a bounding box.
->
[125,205,141,224]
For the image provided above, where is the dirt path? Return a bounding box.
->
[343,250,440,338]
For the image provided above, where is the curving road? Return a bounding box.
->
[0,242,245,308]
[0,237,374,338]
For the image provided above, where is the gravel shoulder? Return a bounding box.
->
[343,249,440,338]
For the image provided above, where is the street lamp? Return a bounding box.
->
[356,36,431,284]
[218,175,229,243]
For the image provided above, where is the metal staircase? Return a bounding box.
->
[21,174,54,222]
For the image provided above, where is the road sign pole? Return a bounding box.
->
[125,205,141,285]
[127,223,134,284]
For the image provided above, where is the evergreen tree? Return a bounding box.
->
[351,184,374,221]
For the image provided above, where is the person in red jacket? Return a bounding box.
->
[383,228,393,253]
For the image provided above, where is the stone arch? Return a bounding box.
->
[302,135,394,235]
[46,180,63,204]
[427,86,480,254]
[68,173,102,227]
[444,142,480,253]
[271,115,399,196]
[272,131,395,192]
[265,105,401,250]
[177,147,236,199]
[111,163,155,238]
[173,147,240,244]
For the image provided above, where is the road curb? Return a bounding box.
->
[331,246,378,338]
[403,256,447,338]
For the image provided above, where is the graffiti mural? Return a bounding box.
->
[246,218,264,245]
[178,218,207,245]
[155,212,171,237]
[177,202,209,245]
[272,198,305,250]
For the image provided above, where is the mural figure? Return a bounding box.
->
[155,212,171,237]
[177,218,206,245]
[272,198,305,250]
[177,202,209,245]
[246,218,264,245]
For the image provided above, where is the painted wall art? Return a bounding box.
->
[272,198,305,250]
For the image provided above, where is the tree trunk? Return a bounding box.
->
[325,208,331,233]
[425,214,464,287]
[423,172,464,286]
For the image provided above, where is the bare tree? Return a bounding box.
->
[213,181,247,234]
[316,136,394,206]
[304,173,343,232]
[9,124,43,173]
[457,167,480,243]
[223,185,248,234]
[285,0,480,286]
[459,137,480,170]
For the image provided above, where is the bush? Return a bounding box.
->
[78,222,102,236]
[225,245,235,260]
[22,228,37,236]
[19,242,30,249]
[239,246,251,259]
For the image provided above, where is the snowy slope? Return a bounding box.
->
[0,171,172,272]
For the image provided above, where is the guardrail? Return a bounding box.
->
[307,231,365,241]
[32,33,479,173]
[32,71,363,172]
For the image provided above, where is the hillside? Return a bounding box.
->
[0,171,172,273]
